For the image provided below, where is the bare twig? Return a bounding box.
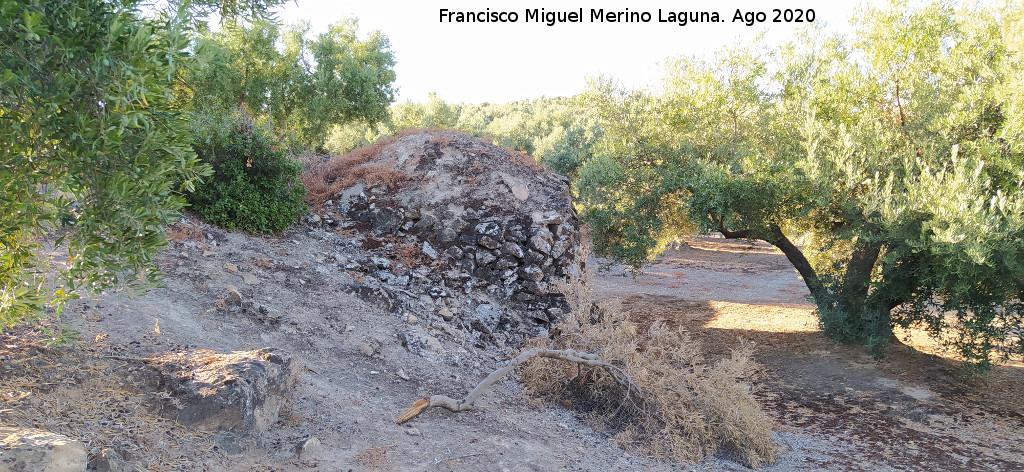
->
[395,347,638,424]
[104,355,154,363]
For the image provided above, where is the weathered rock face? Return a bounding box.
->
[150,348,296,433]
[322,131,581,336]
[0,427,87,472]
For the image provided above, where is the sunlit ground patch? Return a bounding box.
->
[678,239,783,255]
[703,301,819,333]
[894,325,1024,367]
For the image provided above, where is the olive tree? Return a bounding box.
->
[574,2,1024,369]
[0,0,278,329]
[183,18,397,150]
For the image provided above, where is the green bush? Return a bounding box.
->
[188,111,306,234]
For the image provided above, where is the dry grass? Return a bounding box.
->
[703,301,818,333]
[519,252,778,468]
[505,148,540,169]
[393,242,423,271]
[301,155,409,206]
[301,127,549,205]
[301,128,452,205]
[0,327,217,471]
[166,219,207,246]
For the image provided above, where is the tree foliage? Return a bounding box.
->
[325,94,597,173]
[571,1,1024,369]
[0,0,208,327]
[182,18,397,150]
[0,0,281,328]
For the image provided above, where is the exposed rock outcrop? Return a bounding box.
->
[149,348,296,433]
[0,427,87,472]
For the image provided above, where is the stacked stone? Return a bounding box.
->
[339,192,579,327]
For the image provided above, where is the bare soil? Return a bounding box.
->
[594,236,1024,471]
[3,227,1023,471]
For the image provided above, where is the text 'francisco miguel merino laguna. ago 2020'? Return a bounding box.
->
[438,8,816,27]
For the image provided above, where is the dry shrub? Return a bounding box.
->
[301,128,548,204]
[301,128,454,205]
[519,256,778,467]
[356,165,408,189]
[166,219,206,246]
[505,147,540,169]
[302,158,408,205]
[394,242,422,269]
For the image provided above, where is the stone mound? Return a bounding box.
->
[319,130,581,338]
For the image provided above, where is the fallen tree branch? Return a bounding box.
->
[395,347,637,424]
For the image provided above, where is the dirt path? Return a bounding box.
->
[3,217,673,472]
[3,228,1023,471]
[592,236,1024,471]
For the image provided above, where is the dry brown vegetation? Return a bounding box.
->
[0,327,217,471]
[393,242,423,271]
[300,128,453,206]
[355,444,393,471]
[519,256,778,468]
[505,148,540,169]
[300,156,408,207]
[166,220,207,246]
[300,128,550,206]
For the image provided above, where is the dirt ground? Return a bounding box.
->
[594,237,1024,471]
[3,224,1023,471]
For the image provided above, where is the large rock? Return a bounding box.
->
[0,427,87,472]
[150,348,296,433]
[472,303,502,334]
[397,326,447,359]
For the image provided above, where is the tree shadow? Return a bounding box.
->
[614,292,1024,471]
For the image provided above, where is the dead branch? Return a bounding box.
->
[395,347,637,424]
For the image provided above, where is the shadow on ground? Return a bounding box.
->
[594,236,1024,471]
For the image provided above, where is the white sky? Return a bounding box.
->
[275,1,888,104]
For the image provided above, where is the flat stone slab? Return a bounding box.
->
[150,347,296,433]
[0,427,87,472]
